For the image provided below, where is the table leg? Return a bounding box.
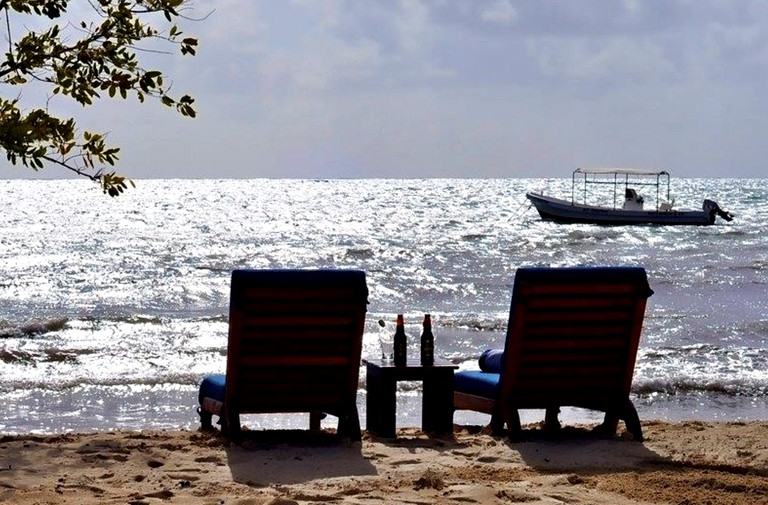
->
[377,374,397,437]
[366,369,398,437]
[422,371,454,434]
[365,368,381,434]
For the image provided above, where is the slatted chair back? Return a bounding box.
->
[224,269,368,439]
[496,267,653,438]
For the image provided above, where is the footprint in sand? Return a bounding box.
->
[364,451,390,460]
[80,452,129,463]
[144,489,174,499]
[390,458,422,465]
[194,455,224,465]
[262,498,299,505]
[166,473,201,482]
[57,484,106,496]
[76,444,130,456]
[451,449,479,457]
[171,467,207,473]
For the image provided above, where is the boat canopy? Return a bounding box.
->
[574,167,669,177]
[571,167,672,210]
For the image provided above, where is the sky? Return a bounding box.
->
[3,0,768,180]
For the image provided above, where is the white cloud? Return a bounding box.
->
[394,0,435,55]
[480,0,519,26]
[526,36,678,83]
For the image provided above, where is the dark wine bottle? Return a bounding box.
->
[393,314,407,366]
[420,314,434,366]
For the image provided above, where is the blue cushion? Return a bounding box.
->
[198,374,226,404]
[454,370,500,399]
[478,349,505,373]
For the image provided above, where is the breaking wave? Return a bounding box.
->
[0,317,68,338]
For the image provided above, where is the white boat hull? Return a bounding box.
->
[526,192,716,226]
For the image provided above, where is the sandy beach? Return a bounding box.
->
[1,420,766,505]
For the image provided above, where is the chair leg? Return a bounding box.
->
[544,406,561,431]
[595,411,620,437]
[622,400,644,442]
[594,400,643,442]
[339,407,362,442]
[490,413,505,436]
[198,407,213,430]
[310,411,323,431]
[223,409,238,440]
[506,410,523,442]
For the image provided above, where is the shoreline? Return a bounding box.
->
[1,420,766,504]
[2,381,767,435]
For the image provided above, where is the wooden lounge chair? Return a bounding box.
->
[453,267,653,441]
[198,269,368,441]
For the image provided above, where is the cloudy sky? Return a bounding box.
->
[4,0,768,179]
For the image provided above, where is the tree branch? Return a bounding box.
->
[41,153,100,181]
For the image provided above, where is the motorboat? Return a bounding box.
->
[526,168,733,226]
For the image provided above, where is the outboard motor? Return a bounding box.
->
[703,199,734,224]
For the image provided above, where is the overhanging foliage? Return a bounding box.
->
[0,0,198,195]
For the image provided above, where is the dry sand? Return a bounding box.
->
[1,420,766,504]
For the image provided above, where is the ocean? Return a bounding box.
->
[1,178,766,434]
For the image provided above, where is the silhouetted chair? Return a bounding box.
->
[198,269,368,441]
[453,267,653,441]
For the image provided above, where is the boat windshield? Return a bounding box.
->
[571,168,672,210]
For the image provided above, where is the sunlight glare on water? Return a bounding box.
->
[0,177,766,432]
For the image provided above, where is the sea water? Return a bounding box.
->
[0,178,766,434]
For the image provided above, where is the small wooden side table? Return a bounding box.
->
[362,358,458,438]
